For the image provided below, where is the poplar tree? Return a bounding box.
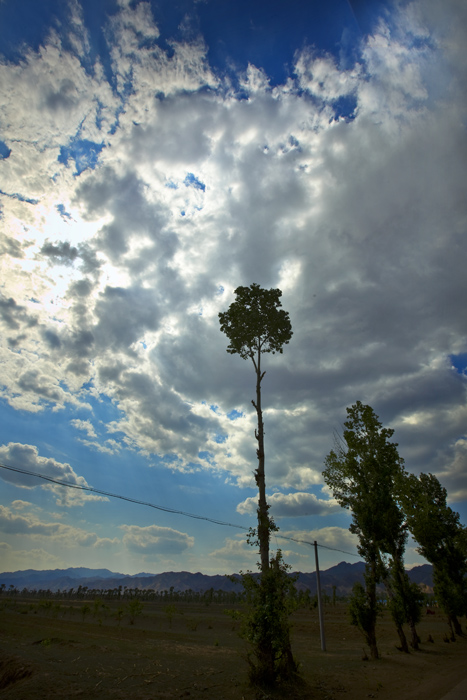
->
[219,283,292,574]
[398,472,467,638]
[219,283,295,686]
[323,402,422,658]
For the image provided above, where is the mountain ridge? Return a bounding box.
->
[0,562,433,595]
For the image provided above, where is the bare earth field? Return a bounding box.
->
[1,598,466,699]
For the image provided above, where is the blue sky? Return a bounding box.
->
[0,0,466,576]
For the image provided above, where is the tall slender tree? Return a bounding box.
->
[398,472,467,637]
[323,402,422,658]
[219,283,292,574]
[219,283,295,686]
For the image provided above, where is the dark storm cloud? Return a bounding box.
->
[0,294,38,341]
[1,0,466,505]
[0,294,25,330]
[92,285,162,351]
[44,78,78,112]
[41,328,62,349]
[75,165,175,266]
[68,278,94,298]
[103,366,219,458]
[41,240,79,265]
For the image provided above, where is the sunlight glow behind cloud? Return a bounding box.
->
[0,0,466,574]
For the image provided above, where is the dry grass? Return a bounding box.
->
[0,655,34,691]
[0,598,465,699]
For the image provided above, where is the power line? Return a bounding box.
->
[0,461,359,558]
[277,533,359,557]
[0,462,248,530]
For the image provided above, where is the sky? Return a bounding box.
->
[0,0,466,577]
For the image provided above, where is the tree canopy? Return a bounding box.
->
[398,471,467,636]
[218,283,292,362]
[323,401,420,656]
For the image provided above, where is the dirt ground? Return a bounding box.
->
[1,598,466,699]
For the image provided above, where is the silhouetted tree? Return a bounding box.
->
[219,283,292,573]
[323,402,422,658]
[398,472,467,637]
[219,283,296,686]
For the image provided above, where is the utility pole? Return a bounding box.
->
[314,540,326,651]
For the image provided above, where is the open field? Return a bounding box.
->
[1,597,466,699]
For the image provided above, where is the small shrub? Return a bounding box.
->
[127,599,144,625]
[115,606,125,626]
[39,600,53,616]
[164,604,176,628]
[185,618,199,632]
[92,599,103,618]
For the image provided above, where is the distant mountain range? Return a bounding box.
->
[0,562,433,595]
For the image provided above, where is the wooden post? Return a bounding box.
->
[314,540,326,651]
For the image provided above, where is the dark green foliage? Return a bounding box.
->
[399,472,467,636]
[348,580,382,655]
[218,283,292,361]
[323,401,423,657]
[127,598,144,624]
[238,551,298,688]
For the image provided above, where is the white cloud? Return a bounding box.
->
[0,543,64,572]
[0,0,466,514]
[209,535,258,567]
[10,500,32,510]
[70,419,97,438]
[78,438,121,455]
[0,504,116,547]
[120,523,194,555]
[280,527,359,556]
[236,492,340,517]
[208,527,360,572]
[437,438,467,503]
[294,50,361,101]
[0,443,108,506]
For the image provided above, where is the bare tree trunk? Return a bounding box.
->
[252,348,269,574]
[383,569,410,653]
[450,614,463,637]
[396,624,410,653]
[367,559,380,660]
[409,619,420,650]
[368,630,379,660]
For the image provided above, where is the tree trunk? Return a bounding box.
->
[252,348,269,574]
[366,558,380,660]
[368,628,379,660]
[396,624,410,653]
[450,614,463,637]
[409,620,420,650]
[383,568,410,653]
